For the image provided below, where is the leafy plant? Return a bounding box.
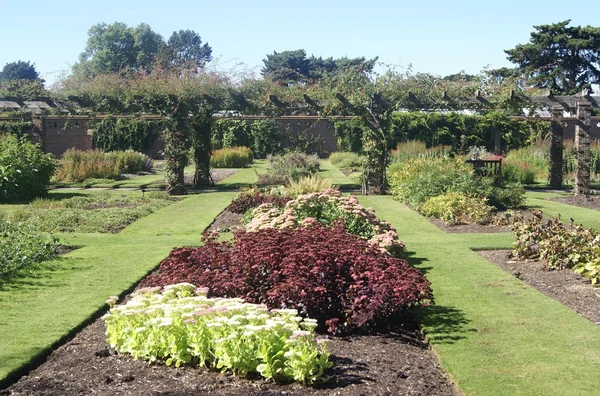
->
[226,188,290,214]
[421,192,494,225]
[89,117,161,152]
[328,151,363,169]
[140,225,432,334]
[55,149,152,182]
[103,283,331,384]
[0,217,58,278]
[210,146,253,168]
[0,135,56,202]
[244,189,405,256]
[258,152,320,185]
[285,175,333,197]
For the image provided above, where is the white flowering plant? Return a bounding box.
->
[244,189,405,256]
[102,283,332,384]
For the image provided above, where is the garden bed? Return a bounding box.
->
[477,249,600,324]
[551,195,600,212]
[2,315,458,396]
[428,218,510,233]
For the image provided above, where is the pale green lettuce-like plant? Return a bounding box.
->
[103,283,331,384]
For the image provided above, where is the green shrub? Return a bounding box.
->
[0,135,56,202]
[56,149,152,182]
[389,157,477,209]
[212,119,282,158]
[502,159,537,184]
[328,152,363,169]
[478,181,525,210]
[390,141,450,164]
[210,146,253,168]
[258,152,320,185]
[90,117,160,152]
[285,175,334,197]
[0,217,58,278]
[421,192,494,225]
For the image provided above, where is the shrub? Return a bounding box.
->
[389,157,477,210]
[55,149,152,182]
[103,283,331,383]
[244,189,405,256]
[0,218,58,278]
[328,152,363,169]
[226,189,290,214]
[90,117,160,152]
[421,192,494,225]
[285,175,333,197]
[390,141,450,164]
[139,225,433,334]
[258,152,320,185]
[210,146,253,168]
[0,135,56,202]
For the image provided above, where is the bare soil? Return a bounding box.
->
[428,218,511,233]
[1,316,459,396]
[477,250,600,325]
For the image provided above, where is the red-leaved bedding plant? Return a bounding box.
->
[226,189,290,214]
[140,224,433,334]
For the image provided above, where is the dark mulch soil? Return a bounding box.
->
[551,195,600,212]
[207,210,245,233]
[2,317,458,396]
[477,250,600,325]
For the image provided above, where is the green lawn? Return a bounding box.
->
[0,190,237,386]
[360,195,600,395]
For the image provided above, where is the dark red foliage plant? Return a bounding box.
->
[226,190,290,214]
[140,225,433,334]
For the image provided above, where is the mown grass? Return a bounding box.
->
[0,191,237,386]
[360,195,600,395]
[317,159,361,189]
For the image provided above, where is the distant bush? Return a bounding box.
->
[328,152,363,169]
[56,149,152,182]
[0,135,56,202]
[210,146,253,168]
[258,152,320,185]
[0,218,58,278]
[421,192,494,225]
[139,225,433,334]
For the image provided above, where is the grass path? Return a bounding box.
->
[360,195,600,395]
[0,191,237,386]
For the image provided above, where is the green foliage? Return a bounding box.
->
[285,175,334,197]
[212,119,282,159]
[163,30,212,71]
[259,152,320,185]
[332,118,366,153]
[390,140,450,164]
[502,159,537,184]
[511,210,599,272]
[505,20,600,94]
[503,143,548,183]
[328,151,363,169]
[421,192,494,225]
[56,149,151,182]
[245,189,404,256]
[0,79,47,99]
[210,146,253,168]
[261,49,377,85]
[0,60,40,81]
[11,192,173,233]
[89,117,160,152]
[103,283,331,383]
[0,120,34,137]
[0,135,56,202]
[0,218,58,279]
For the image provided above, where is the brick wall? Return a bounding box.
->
[42,117,92,157]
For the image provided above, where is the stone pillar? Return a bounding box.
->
[549,107,564,188]
[574,101,592,195]
[493,127,502,155]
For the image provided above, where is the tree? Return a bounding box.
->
[73,22,165,77]
[505,20,600,94]
[261,49,377,85]
[163,30,212,72]
[0,61,41,82]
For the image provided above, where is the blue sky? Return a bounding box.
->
[1,0,599,86]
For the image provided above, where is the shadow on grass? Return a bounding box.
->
[415,305,476,345]
[403,250,429,268]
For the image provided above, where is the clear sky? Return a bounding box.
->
[1,0,598,86]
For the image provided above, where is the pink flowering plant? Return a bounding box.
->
[103,283,331,384]
[244,189,404,256]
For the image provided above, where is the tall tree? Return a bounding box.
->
[0,61,40,82]
[73,22,165,78]
[505,20,600,94]
[163,30,212,72]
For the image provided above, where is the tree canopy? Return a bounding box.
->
[0,61,41,82]
[72,22,212,78]
[505,20,600,94]
[261,49,377,85]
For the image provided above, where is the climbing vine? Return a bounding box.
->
[89,117,161,152]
